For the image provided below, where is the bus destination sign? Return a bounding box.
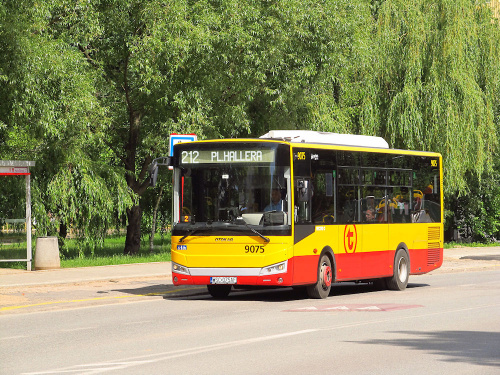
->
[180,149,275,164]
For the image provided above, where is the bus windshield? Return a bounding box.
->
[173,143,291,230]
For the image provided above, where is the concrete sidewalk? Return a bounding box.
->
[0,247,498,288]
[0,262,172,287]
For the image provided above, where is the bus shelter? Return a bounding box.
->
[0,160,35,271]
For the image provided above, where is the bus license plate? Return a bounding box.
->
[210,277,237,285]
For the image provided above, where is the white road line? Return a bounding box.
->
[59,327,96,333]
[22,329,319,375]
[0,335,28,340]
[123,320,154,326]
[22,303,500,374]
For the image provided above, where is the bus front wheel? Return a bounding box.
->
[306,254,332,299]
[386,249,409,291]
[207,284,232,299]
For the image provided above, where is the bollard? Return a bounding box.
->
[34,237,60,270]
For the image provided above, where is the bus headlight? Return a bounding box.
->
[260,261,287,275]
[172,263,190,275]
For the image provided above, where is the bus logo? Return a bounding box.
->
[343,225,358,253]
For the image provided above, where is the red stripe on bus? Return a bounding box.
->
[172,247,443,287]
[335,250,395,281]
[291,255,320,285]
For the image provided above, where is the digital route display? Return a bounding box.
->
[180,149,275,164]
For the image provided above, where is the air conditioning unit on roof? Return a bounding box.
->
[260,130,389,149]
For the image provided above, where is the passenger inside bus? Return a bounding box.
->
[365,208,377,222]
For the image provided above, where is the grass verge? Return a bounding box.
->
[0,233,171,269]
[3,233,499,270]
[444,241,500,249]
[60,252,171,268]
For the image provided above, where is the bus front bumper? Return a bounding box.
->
[171,260,293,286]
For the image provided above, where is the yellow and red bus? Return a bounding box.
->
[169,130,443,298]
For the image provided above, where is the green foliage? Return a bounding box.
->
[140,179,172,239]
[0,176,25,221]
[0,233,171,269]
[368,0,500,194]
[45,159,134,250]
[444,241,500,249]
[1,0,500,247]
[59,233,171,264]
[60,251,170,268]
[0,0,135,249]
[447,168,500,242]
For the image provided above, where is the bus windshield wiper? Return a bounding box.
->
[179,224,211,243]
[233,217,270,243]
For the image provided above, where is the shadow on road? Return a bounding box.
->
[349,330,500,368]
[461,255,500,261]
[112,284,200,297]
[113,281,429,302]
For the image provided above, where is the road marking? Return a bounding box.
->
[23,329,319,375]
[356,306,382,311]
[0,295,133,312]
[0,335,28,341]
[324,306,350,311]
[59,327,96,333]
[295,306,318,311]
[123,320,155,326]
[0,287,205,312]
[285,304,423,312]
[21,302,500,375]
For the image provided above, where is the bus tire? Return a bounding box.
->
[386,249,409,291]
[207,284,232,299]
[306,254,332,299]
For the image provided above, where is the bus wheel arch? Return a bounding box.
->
[387,244,410,291]
[306,247,335,299]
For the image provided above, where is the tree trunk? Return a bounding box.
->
[149,185,164,253]
[59,223,68,239]
[125,205,142,255]
[122,54,152,255]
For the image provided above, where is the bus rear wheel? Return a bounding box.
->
[306,254,332,299]
[386,249,409,291]
[207,284,232,299]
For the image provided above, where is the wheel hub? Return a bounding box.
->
[321,264,332,288]
[398,257,408,283]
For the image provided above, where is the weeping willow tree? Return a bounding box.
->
[0,1,135,253]
[363,0,500,195]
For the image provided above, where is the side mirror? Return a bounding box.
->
[149,161,159,187]
[149,157,172,187]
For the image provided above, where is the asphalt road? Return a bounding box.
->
[1,268,499,375]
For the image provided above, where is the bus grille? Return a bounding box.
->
[427,248,441,265]
[428,227,441,241]
[427,227,441,265]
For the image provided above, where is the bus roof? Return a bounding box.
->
[260,130,389,149]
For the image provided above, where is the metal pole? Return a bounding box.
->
[26,173,32,271]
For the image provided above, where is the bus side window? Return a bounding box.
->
[412,157,441,223]
[388,187,410,223]
[312,172,335,224]
[338,187,358,223]
[337,167,360,223]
